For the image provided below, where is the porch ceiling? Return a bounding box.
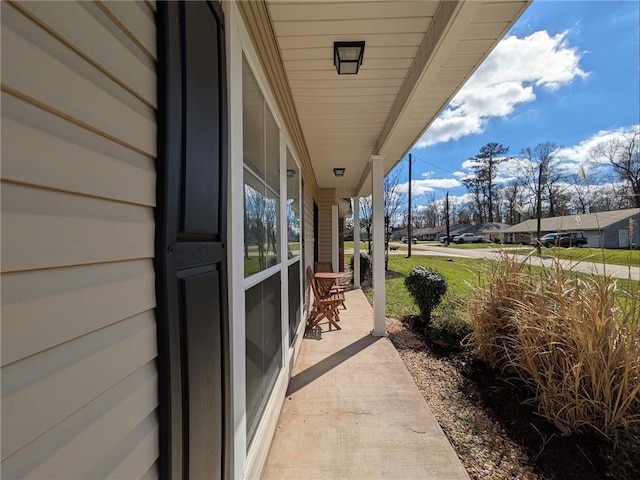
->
[265,0,531,196]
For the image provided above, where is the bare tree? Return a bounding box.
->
[462,176,487,223]
[359,196,373,255]
[383,165,406,268]
[516,142,564,247]
[589,127,640,208]
[463,142,510,222]
[357,164,406,266]
[501,180,527,225]
[412,193,440,228]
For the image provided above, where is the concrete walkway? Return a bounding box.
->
[262,289,469,480]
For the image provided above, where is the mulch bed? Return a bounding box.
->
[386,316,613,480]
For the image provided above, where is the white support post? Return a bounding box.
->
[353,197,360,288]
[371,155,387,336]
[331,204,339,272]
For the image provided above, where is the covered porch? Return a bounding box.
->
[262,289,469,479]
[238,0,531,336]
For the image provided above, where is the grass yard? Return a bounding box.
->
[352,253,639,319]
[358,255,489,318]
[343,241,368,251]
[508,246,640,267]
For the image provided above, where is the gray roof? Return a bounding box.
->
[502,208,640,234]
[465,222,510,234]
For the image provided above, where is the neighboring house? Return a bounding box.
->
[502,209,640,248]
[0,1,530,479]
[464,222,510,242]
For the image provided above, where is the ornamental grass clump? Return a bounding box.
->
[467,252,640,439]
[405,266,447,327]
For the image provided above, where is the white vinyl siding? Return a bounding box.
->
[1,1,158,478]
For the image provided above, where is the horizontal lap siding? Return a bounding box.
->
[0,1,158,478]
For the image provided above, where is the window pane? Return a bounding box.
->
[242,56,265,179]
[288,260,301,345]
[265,108,280,193]
[244,169,280,276]
[286,149,300,259]
[243,53,280,277]
[245,272,282,445]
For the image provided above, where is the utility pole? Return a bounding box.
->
[445,191,450,246]
[407,153,412,258]
[536,162,543,253]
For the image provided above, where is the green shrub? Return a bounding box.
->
[404,266,447,326]
[427,295,471,348]
[349,253,371,282]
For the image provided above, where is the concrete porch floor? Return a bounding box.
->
[262,289,470,479]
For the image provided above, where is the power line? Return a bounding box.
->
[411,153,461,176]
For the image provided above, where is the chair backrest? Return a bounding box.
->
[314,261,333,273]
[308,265,331,304]
[306,266,319,301]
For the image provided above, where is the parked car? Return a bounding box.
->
[401,236,417,244]
[439,235,455,243]
[536,232,588,248]
[452,232,486,243]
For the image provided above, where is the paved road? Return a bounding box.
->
[348,244,640,281]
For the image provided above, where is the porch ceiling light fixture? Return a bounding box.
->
[333,167,346,177]
[333,41,365,75]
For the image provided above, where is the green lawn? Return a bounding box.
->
[508,246,640,267]
[343,241,368,250]
[353,254,639,319]
[359,255,489,317]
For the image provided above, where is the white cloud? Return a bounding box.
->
[554,126,638,167]
[398,178,462,195]
[415,30,588,148]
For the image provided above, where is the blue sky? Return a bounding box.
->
[400,0,640,204]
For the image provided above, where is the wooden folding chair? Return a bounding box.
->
[314,261,347,308]
[306,267,342,331]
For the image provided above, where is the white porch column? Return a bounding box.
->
[371,155,386,336]
[331,204,339,272]
[353,197,360,288]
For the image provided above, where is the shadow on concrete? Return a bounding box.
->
[303,326,323,341]
[287,334,381,396]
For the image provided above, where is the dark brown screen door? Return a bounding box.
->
[156,2,229,479]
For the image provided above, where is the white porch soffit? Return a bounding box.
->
[265,0,531,196]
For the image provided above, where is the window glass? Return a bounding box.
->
[245,272,282,445]
[288,261,301,345]
[243,55,280,276]
[286,149,300,259]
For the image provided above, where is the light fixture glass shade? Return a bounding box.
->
[333,168,346,177]
[334,41,365,75]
